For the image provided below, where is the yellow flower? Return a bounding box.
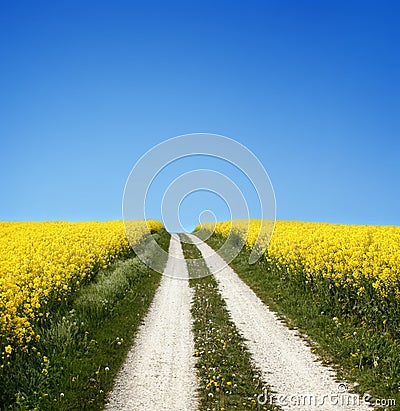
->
[0,220,164,354]
[199,220,400,300]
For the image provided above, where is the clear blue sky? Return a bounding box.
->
[1,0,399,227]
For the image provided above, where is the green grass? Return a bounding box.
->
[205,233,400,411]
[180,234,277,411]
[1,230,170,411]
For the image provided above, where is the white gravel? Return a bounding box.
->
[105,234,198,411]
[187,233,371,411]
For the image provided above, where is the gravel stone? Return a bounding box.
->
[105,234,198,410]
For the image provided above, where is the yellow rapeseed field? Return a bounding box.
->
[0,220,163,354]
[198,220,400,298]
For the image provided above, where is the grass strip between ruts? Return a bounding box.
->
[180,234,277,411]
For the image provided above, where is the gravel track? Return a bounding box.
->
[105,234,198,411]
[187,233,371,411]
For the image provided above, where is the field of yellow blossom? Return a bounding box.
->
[198,219,400,330]
[200,219,400,298]
[0,220,163,356]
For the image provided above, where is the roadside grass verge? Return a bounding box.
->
[2,230,170,411]
[205,233,400,410]
[180,234,276,411]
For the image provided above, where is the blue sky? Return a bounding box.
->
[1,0,399,228]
